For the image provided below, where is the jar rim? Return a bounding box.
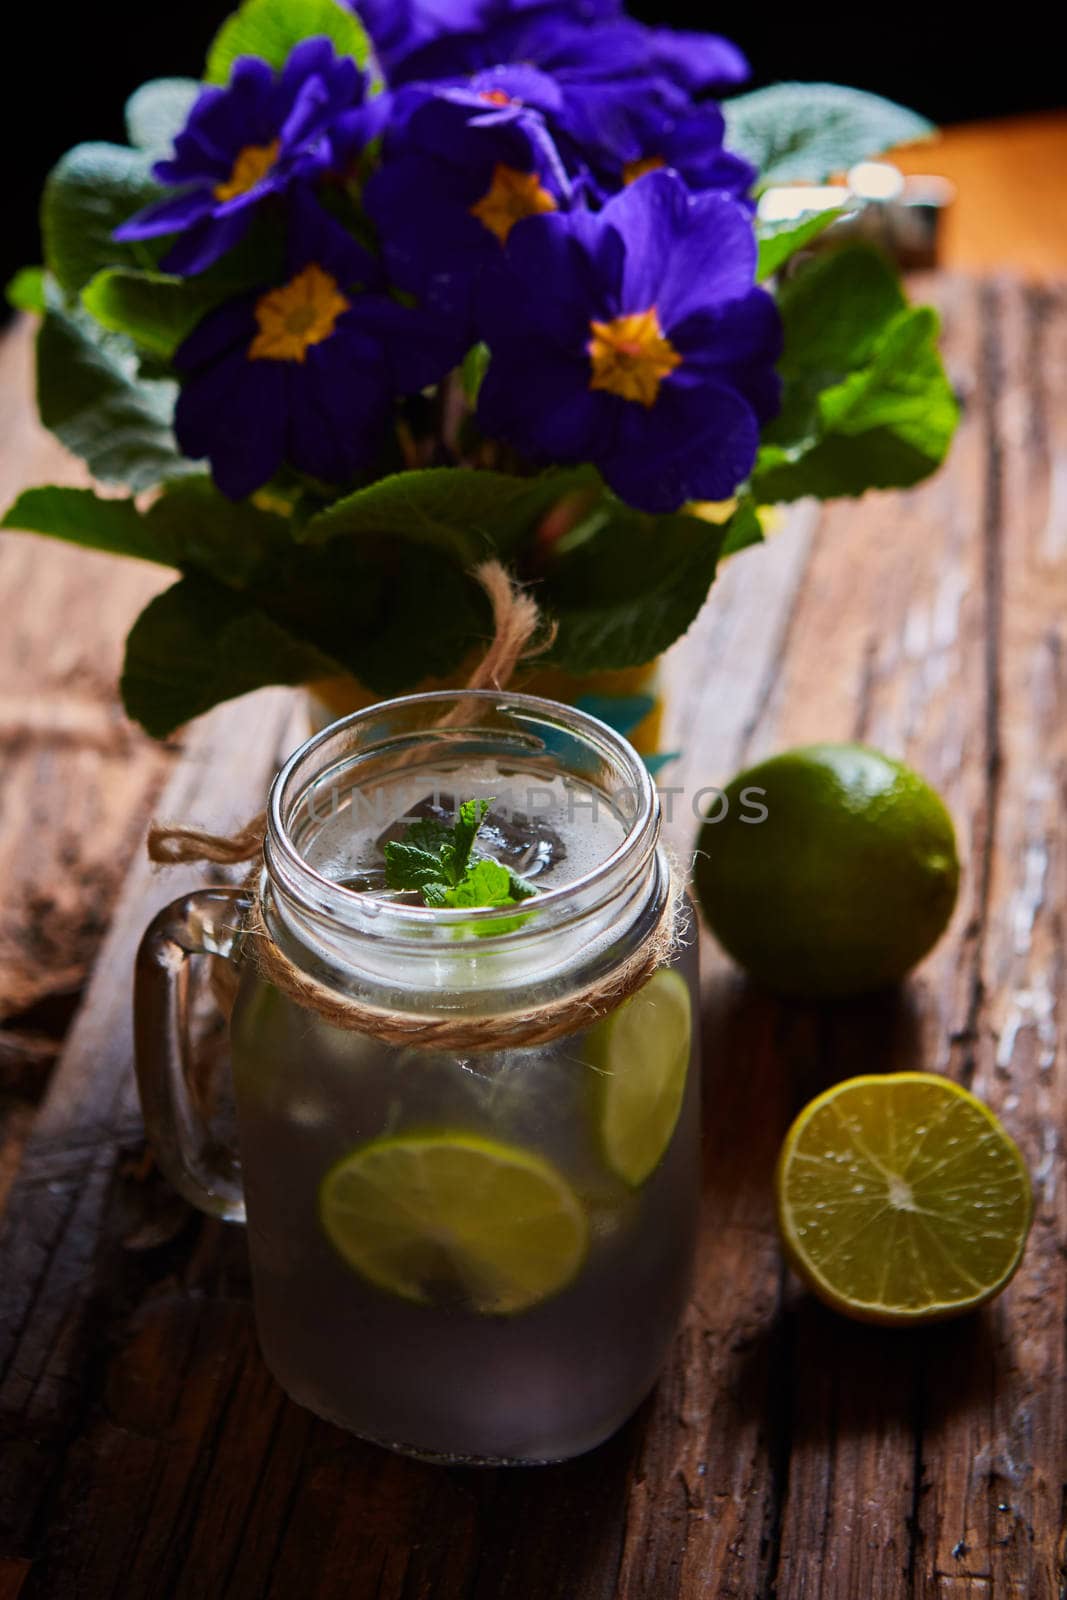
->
[264,688,660,943]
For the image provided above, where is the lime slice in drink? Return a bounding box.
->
[319,1132,588,1315]
[594,968,692,1187]
[776,1073,1033,1324]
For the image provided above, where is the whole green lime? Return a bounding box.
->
[693,744,960,998]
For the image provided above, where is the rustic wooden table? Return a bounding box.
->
[1,272,1065,1599]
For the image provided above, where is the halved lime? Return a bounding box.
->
[594,968,693,1187]
[776,1073,1033,1324]
[319,1131,588,1315]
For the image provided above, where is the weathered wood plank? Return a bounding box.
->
[0,689,305,1571]
[746,274,994,1600]
[608,512,819,1599]
[911,282,1067,1600]
[0,317,174,1059]
[0,319,180,1387]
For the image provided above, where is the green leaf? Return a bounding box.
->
[420,882,450,907]
[81,269,221,359]
[384,799,534,911]
[400,815,450,854]
[301,466,593,563]
[461,342,491,404]
[718,500,765,558]
[112,496,495,732]
[293,469,616,694]
[125,78,202,154]
[6,267,46,314]
[451,798,491,878]
[756,207,846,280]
[383,841,450,894]
[543,503,725,673]
[752,245,958,503]
[346,548,488,694]
[121,573,338,738]
[36,302,192,491]
[443,859,536,932]
[42,143,163,295]
[2,476,293,584]
[79,202,288,357]
[385,798,489,895]
[502,866,537,905]
[755,308,958,501]
[343,550,489,694]
[206,0,370,83]
[818,307,952,442]
[758,245,906,455]
[444,858,513,908]
[247,536,491,696]
[773,243,906,380]
[1,485,165,563]
[144,477,292,585]
[723,83,933,188]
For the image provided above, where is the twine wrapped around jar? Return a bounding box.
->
[147,560,686,1052]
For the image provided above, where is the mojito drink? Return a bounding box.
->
[231,756,700,1463]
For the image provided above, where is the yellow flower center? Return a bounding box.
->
[469,164,557,244]
[478,89,514,106]
[214,139,282,202]
[622,154,666,186]
[249,265,351,363]
[587,308,682,407]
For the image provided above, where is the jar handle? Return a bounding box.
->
[134,887,254,1222]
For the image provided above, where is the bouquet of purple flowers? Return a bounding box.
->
[5,0,957,737]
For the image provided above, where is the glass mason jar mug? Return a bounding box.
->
[135,691,700,1464]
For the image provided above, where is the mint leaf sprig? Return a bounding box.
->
[384,799,537,911]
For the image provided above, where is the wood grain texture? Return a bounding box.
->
[0,276,1065,1599]
[0,318,174,1032]
[0,318,177,1318]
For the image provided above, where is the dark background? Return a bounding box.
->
[4,4,1063,298]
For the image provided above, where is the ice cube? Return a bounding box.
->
[374,793,455,854]
[477,808,566,881]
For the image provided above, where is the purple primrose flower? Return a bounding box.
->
[365,76,574,327]
[358,2,753,211]
[115,39,373,276]
[476,170,781,512]
[173,193,464,497]
[583,97,756,202]
[356,0,748,99]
